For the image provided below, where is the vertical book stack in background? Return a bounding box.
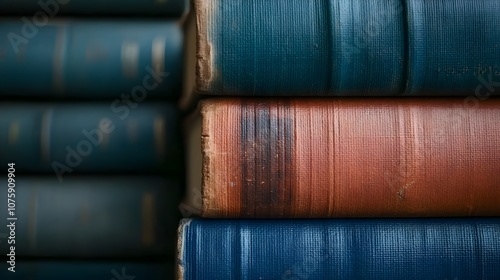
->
[179,0,500,279]
[0,0,188,279]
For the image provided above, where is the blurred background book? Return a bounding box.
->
[0,0,192,278]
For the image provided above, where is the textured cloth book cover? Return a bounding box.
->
[178,219,500,279]
[198,98,500,218]
[196,0,500,96]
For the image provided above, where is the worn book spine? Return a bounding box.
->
[0,176,180,258]
[0,20,182,98]
[0,0,187,16]
[178,218,500,279]
[200,98,500,218]
[196,0,500,96]
[0,103,181,175]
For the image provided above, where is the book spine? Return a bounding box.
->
[201,98,500,218]
[0,177,180,258]
[0,261,173,279]
[178,218,500,280]
[0,0,187,17]
[0,103,182,175]
[0,20,182,98]
[196,0,500,96]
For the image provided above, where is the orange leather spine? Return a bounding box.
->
[201,98,500,218]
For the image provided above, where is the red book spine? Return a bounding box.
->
[201,98,500,218]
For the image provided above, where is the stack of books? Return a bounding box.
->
[0,0,188,278]
[179,0,500,279]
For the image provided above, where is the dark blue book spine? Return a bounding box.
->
[0,103,181,176]
[198,0,500,96]
[0,20,182,98]
[179,219,500,279]
[0,177,180,258]
[0,261,173,279]
[0,0,187,17]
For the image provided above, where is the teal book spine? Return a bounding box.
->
[0,103,182,176]
[0,0,187,17]
[0,176,180,258]
[0,20,182,99]
[197,0,500,96]
[0,261,173,280]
